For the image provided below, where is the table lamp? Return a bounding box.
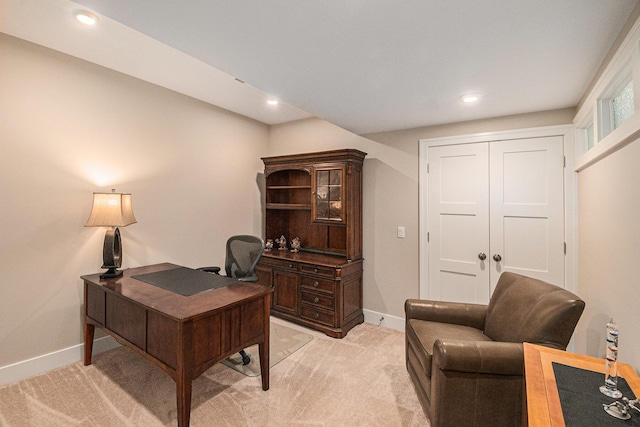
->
[85,189,137,279]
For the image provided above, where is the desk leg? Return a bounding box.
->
[84,322,95,366]
[259,295,270,391]
[176,374,192,427]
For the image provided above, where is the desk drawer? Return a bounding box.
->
[85,283,106,325]
[105,293,146,350]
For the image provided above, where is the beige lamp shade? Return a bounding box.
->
[85,191,137,227]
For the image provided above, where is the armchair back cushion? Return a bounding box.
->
[484,272,585,349]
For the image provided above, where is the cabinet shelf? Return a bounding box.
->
[266,203,311,210]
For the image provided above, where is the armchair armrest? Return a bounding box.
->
[197,266,221,275]
[405,299,487,330]
[432,339,524,375]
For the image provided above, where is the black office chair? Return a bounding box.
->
[198,234,265,365]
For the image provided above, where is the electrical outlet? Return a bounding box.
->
[397,226,405,238]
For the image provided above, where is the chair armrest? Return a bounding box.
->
[432,339,524,375]
[197,266,221,275]
[405,299,487,330]
[237,275,258,282]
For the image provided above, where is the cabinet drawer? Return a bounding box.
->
[277,261,299,271]
[299,264,335,278]
[300,276,334,293]
[259,258,299,271]
[301,289,334,309]
[300,305,335,327]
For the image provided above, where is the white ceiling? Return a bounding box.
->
[2,0,638,135]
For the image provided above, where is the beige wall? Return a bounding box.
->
[575,138,640,370]
[269,109,575,320]
[5,19,635,380]
[0,34,268,368]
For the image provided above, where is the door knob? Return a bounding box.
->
[478,253,487,261]
[493,254,502,262]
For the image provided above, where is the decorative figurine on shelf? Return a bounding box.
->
[290,237,301,253]
[277,235,287,250]
[600,317,622,398]
[265,239,274,251]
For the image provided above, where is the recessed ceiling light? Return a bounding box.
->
[267,99,279,106]
[74,10,98,26]
[460,94,480,104]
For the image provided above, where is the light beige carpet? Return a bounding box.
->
[0,318,428,426]
[221,321,313,376]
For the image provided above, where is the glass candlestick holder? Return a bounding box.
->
[600,317,622,398]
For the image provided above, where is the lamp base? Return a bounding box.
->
[100,267,123,279]
[99,227,123,279]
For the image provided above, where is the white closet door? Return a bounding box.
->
[489,136,565,292]
[427,143,490,303]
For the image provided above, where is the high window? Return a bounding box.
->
[612,79,634,129]
[585,122,595,151]
[574,22,640,170]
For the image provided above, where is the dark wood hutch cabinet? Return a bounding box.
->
[256,149,366,338]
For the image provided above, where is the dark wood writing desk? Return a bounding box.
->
[524,343,640,426]
[82,263,273,427]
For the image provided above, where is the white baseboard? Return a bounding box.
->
[0,336,120,387]
[363,309,405,332]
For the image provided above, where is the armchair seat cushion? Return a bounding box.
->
[406,319,491,376]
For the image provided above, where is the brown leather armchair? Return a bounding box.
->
[405,272,585,427]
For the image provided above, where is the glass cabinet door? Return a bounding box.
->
[312,165,345,223]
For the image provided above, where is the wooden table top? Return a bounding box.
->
[81,262,273,320]
[524,343,640,427]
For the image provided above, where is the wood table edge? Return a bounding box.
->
[525,343,640,427]
[525,343,554,426]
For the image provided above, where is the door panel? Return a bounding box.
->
[490,136,564,292]
[428,143,490,303]
[439,270,486,303]
[503,216,549,271]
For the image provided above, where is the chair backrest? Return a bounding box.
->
[225,235,265,278]
[484,272,585,350]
